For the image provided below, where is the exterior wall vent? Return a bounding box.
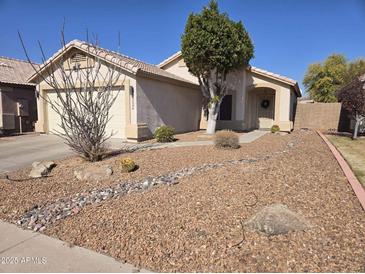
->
[71,53,87,64]
[64,52,94,70]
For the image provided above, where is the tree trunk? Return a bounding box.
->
[353,114,361,140]
[206,102,219,134]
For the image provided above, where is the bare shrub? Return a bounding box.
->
[19,30,135,162]
[214,130,239,149]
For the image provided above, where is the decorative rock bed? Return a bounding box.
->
[17,139,300,231]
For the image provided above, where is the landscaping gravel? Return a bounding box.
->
[16,137,298,232]
[0,131,289,223]
[44,130,365,272]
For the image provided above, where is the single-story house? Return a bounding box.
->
[29,40,301,142]
[158,51,301,132]
[0,57,38,135]
[29,40,202,141]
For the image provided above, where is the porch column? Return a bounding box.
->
[124,80,150,142]
[123,79,131,126]
[274,88,281,125]
[35,84,47,133]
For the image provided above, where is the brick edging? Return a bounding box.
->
[317,130,365,211]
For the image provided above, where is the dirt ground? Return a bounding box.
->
[2,130,365,272]
[0,130,288,222]
[43,131,365,272]
[327,134,365,187]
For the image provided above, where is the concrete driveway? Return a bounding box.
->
[0,134,73,173]
[0,134,125,173]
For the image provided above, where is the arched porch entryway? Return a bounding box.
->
[246,86,278,130]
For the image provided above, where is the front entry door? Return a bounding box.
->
[256,94,274,129]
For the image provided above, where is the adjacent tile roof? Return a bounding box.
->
[158,51,301,96]
[0,56,38,86]
[28,40,198,86]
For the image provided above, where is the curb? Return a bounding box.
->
[317,130,365,211]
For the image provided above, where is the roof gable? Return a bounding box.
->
[158,51,301,96]
[28,40,197,86]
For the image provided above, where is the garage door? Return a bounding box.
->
[46,90,126,138]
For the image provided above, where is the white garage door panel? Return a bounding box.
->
[46,90,126,138]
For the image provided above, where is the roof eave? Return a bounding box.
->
[27,43,139,83]
[136,70,199,89]
[0,81,37,87]
[157,51,182,68]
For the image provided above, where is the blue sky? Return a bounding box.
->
[0,0,364,92]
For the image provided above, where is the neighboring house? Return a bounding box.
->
[158,51,301,132]
[28,40,202,141]
[0,57,38,135]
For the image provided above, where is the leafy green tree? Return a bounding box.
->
[303,55,365,103]
[344,59,365,85]
[303,54,347,102]
[181,0,254,134]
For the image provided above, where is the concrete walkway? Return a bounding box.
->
[142,130,268,149]
[0,221,150,272]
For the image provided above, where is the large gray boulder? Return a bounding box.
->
[245,204,311,235]
[29,161,56,178]
[74,166,113,181]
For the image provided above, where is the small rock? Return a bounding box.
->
[42,161,56,170]
[29,163,48,178]
[33,224,44,232]
[74,166,113,181]
[142,177,153,190]
[245,204,311,235]
[29,161,56,178]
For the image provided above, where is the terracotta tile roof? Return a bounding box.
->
[157,51,301,96]
[28,40,198,86]
[0,56,38,86]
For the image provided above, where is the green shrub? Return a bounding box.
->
[118,157,137,172]
[154,125,175,143]
[214,130,239,149]
[271,125,280,133]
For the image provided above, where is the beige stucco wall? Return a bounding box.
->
[136,75,202,135]
[161,58,199,84]
[160,55,297,132]
[33,48,137,139]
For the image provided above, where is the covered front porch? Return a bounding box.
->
[200,86,295,132]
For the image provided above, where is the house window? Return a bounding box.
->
[219,95,232,120]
